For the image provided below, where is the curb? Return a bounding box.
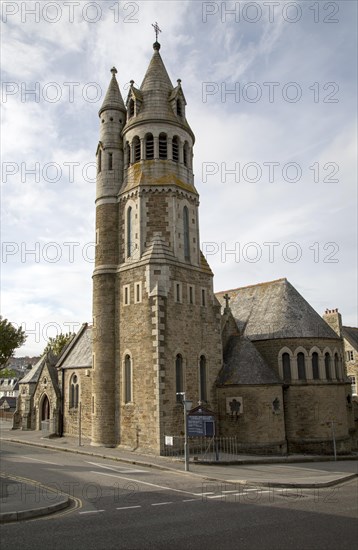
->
[0,497,71,523]
[2,437,357,489]
[199,472,358,489]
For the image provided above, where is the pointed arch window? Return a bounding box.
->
[199,355,207,402]
[133,136,140,163]
[176,99,182,116]
[172,136,179,163]
[312,352,320,380]
[175,354,183,401]
[297,352,306,380]
[159,133,167,159]
[127,206,133,258]
[325,352,332,380]
[145,133,154,159]
[183,142,189,167]
[183,206,190,261]
[70,374,79,409]
[98,149,102,173]
[334,353,339,379]
[125,142,131,167]
[282,353,291,380]
[128,99,135,118]
[124,355,132,403]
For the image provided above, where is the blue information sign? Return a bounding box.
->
[187,414,215,437]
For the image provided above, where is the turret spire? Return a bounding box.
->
[99,67,126,116]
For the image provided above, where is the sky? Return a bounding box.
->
[1,0,357,356]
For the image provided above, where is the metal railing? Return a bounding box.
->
[162,436,243,462]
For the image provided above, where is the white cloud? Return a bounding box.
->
[1,0,357,355]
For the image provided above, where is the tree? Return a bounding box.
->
[43,332,74,357]
[0,317,27,370]
[0,368,17,378]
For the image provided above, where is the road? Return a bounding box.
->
[0,441,357,550]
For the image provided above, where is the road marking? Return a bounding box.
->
[21,456,58,465]
[90,471,201,497]
[79,510,105,515]
[151,501,173,506]
[193,492,215,496]
[182,498,200,502]
[116,505,142,510]
[86,461,146,474]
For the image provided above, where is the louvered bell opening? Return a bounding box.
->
[146,134,154,159]
[172,136,179,162]
[159,133,167,159]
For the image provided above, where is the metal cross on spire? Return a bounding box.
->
[152,21,162,42]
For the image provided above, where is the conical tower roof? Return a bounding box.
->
[123,43,194,138]
[99,67,126,116]
[140,44,173,92]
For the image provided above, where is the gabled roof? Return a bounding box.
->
[0,396,17,409]
[19,355,46,384]
[218,335,281,386]
[216,278,339,341]
[56,324,92,369]
[342,326,358,350]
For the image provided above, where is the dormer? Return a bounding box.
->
[126,82,143,121]
[169,80,187,120]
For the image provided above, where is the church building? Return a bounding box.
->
[15,38,357,455]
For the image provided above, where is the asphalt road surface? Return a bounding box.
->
[0,441,357,550]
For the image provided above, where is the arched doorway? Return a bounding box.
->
[41,395,50,421]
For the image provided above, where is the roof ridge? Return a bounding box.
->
[216,278,288,294]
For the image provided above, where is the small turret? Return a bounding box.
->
[96,67,126,202]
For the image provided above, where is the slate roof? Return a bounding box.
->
[217,335,281,386]
[216,278,339,341]
[19,355,46,384]
[56,324,92,370]
[342,326,358,350]
[0,396,17,410]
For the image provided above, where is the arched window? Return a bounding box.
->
[133,136,140,163]
[172,136,179,163]
[176,99,182,116]
[70,374,79,409]
[127,206,132,258]
[145,133,154,159]
[125,142,131,166]
[282,353,291,380]
[183,206,190,261]
[175,354,183,401]
[199,355,207,402]
[98,149,102,173]
[312,352,320,380]
[159,133,167,159]
[325,352,332,380]
[183,142,189,167]
[297,352,306,380]
[334,353,339,379]
[128,99,135,118]
[124,355,132,403]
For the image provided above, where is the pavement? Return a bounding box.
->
[1,419,357,523]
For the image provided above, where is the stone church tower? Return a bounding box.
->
[92,40,223,450]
